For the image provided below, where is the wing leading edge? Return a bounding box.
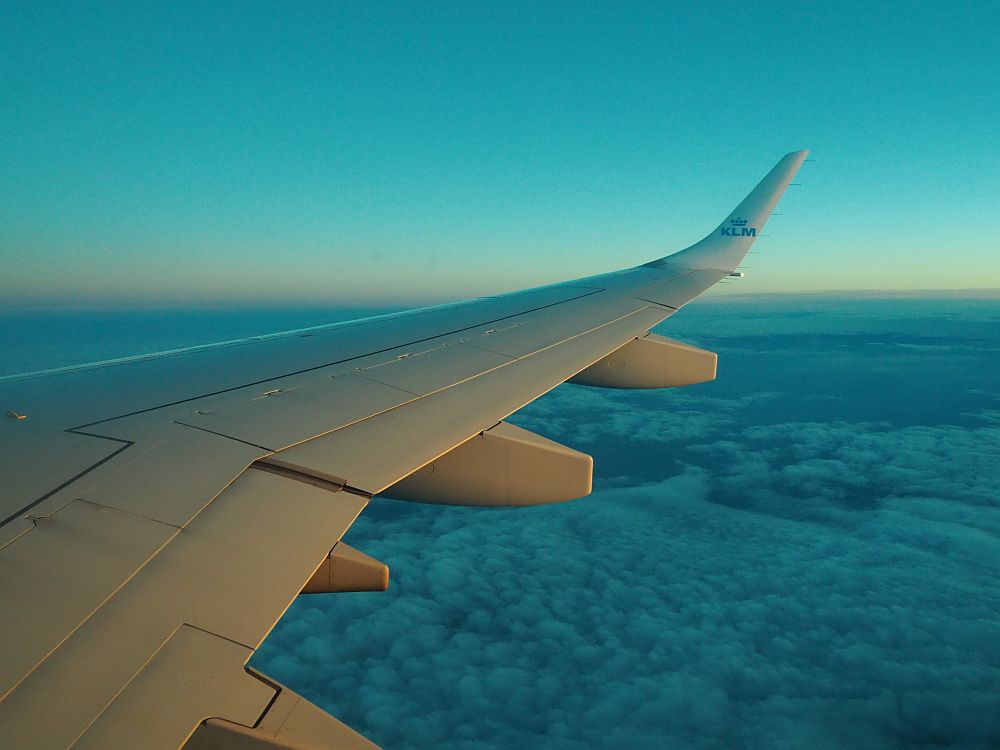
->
[0,151,808,749]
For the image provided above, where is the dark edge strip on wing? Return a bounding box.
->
[0,435,133,528]
[252,461,373,499]
[172,421,274,452]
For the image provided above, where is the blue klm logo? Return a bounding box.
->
[720,217,756,237]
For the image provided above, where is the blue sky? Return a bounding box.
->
[2,1,997,307]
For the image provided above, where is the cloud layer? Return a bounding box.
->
[254,298,1000,749]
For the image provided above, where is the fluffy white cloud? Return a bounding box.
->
[255,417,1000,748]
[254,301,1000,749]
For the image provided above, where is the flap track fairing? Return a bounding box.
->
[384,422,592,506]
[300,542,389,594]
[569,333,717,389]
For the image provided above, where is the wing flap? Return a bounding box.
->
[72,625,274,750]
[185,671,380,749]
[0,499,175,698]
[0,469,367,749]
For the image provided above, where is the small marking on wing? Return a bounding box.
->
[252,387,296,400]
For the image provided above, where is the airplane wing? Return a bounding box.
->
[0,151,808,749]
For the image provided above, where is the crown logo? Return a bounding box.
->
[730,217,749,227]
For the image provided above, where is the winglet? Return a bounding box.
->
[646,150,809,272]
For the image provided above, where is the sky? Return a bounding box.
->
[2,3,1000,747]
[2,1,998,307]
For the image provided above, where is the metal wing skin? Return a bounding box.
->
[0,151,807,749]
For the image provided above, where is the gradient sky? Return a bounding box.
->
[2,1,997,307]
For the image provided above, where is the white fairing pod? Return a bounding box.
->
[569,333,717,389]
[384,422,592,506]
[300,542,389,595]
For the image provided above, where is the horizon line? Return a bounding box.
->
[2,288,999,313]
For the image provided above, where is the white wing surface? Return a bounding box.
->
[0,151,807,749]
